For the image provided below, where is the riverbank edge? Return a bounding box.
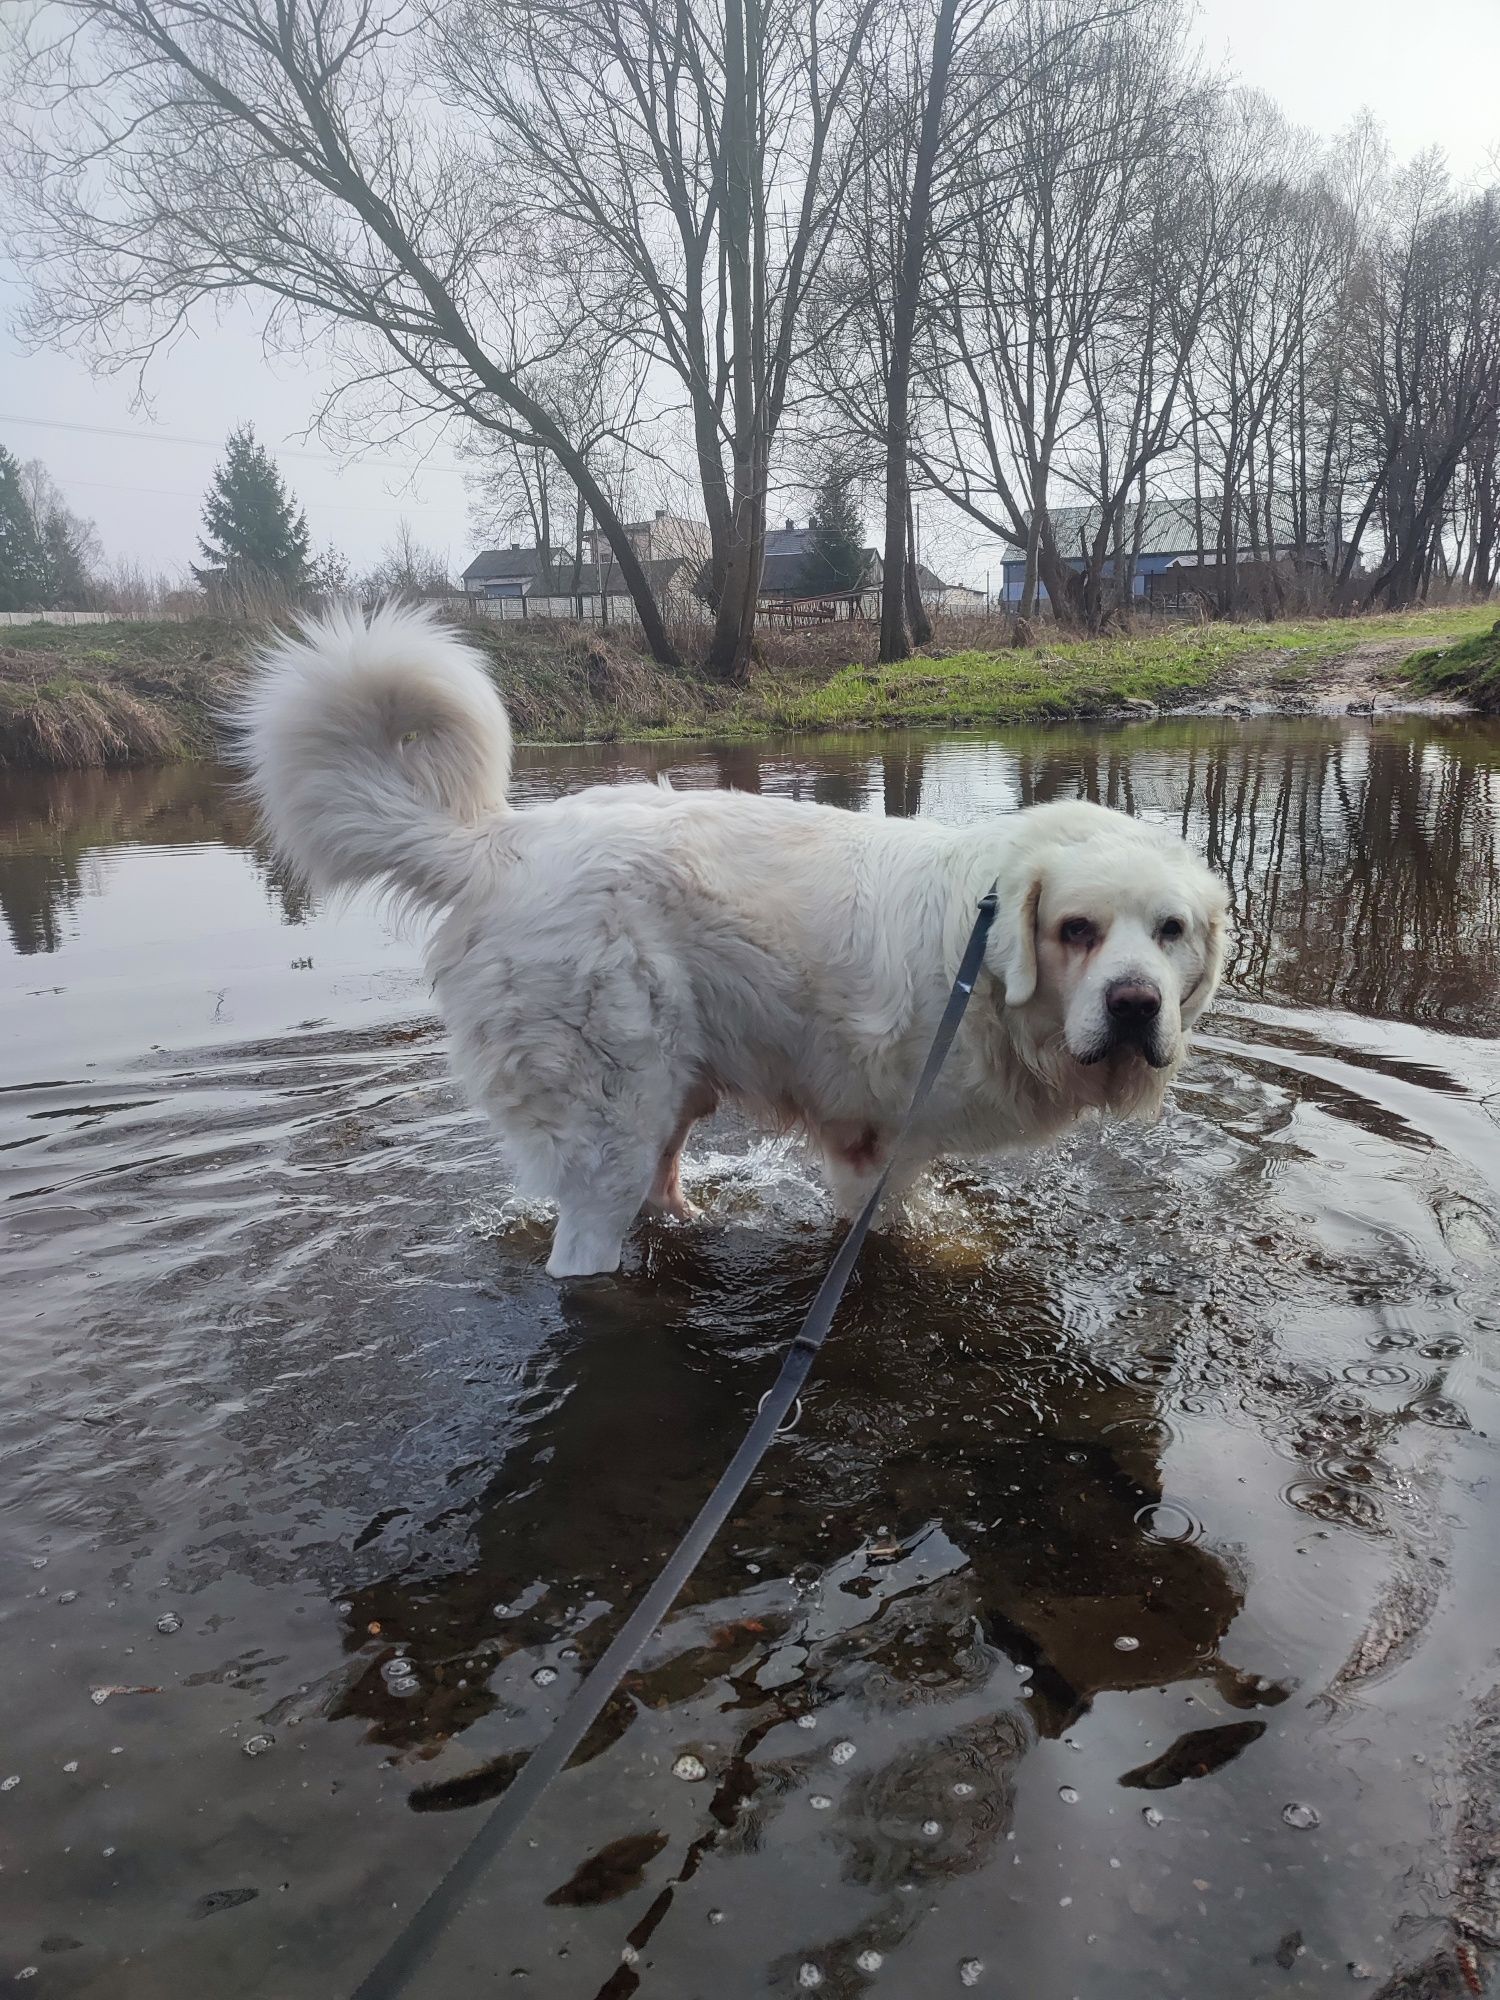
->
[1,604,1494,770]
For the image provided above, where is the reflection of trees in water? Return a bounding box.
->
[8,721,1492,1018]
[679,719,1500,1036]
[1009,722,1500,1032]
[0,762,310,953]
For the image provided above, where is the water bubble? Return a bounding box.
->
[155,1613,182,1635]
[1343,1362,1412,1388]
[531,1667,557,1688]
[15,1970,37,1982]
[1013,1664,1032,1679]
[387,1675,420,1697]
[380,1657,413,1681]
[1,1776,19,1792]
[31,1558,47,1571]
[797,1964,824,1990]
[56,1592,78,1605]
[831,1740,856,1766]
[1282,1802,1320,1830]
[491,1603,509,1618]
[62,1762,78,1774]
[810,1794,833,1811]
[1414,1398,1469,1429]
[1142,1807,1163,1827]
[1133,1502,1201,1546]
[672,1754,707,1782]
[707,1910,725,1925]
[921,1819,942,1838]
[101,1846,115,1858]
[1058,1786,1079,1804]
[959,1960,985,1987]
[242,1734,275,1758]
[796,1714,818,1730]
[856,1949,884,1972]
[1419,1337,1464,1360]
[952,1782,975,1797]
[620,1945,638,1966]
[1113,1635,1140,1653]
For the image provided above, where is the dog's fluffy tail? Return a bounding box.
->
[236,601,512,912]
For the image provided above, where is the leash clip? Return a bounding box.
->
[758,1389,803,1435]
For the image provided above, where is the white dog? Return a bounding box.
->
[239,605,1229,1276]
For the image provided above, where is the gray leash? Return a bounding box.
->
[350,883,1000,1999]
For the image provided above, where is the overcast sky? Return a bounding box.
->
[2,0,1497,587]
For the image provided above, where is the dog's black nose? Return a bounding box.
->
[1106,980,1161,1024]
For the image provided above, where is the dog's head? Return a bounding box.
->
[987,802,1229,1093]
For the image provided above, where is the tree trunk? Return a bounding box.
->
[904,490,933,645]
[879,0,960,664]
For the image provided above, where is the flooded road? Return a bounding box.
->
[2,717,1499,1999]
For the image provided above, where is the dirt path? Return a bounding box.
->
[1181,633,1470,718]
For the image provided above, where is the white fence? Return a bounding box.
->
[0,609,141,627]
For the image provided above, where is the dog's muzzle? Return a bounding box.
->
[1077,979,1174,1069]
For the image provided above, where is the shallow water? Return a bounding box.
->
[2,718,1499,1999]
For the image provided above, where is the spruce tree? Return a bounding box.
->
[194,424,310,597]
[0,447,49,613]
[798,462,869,595]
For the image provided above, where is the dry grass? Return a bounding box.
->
[0,623,240,769]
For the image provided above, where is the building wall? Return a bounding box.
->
[1000,551,1183,605]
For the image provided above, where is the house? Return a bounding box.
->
[755,519,883,616]
[998,496,1319,606]
[461,510,709,623]
[913,564,985,613]
[754,522,976,618]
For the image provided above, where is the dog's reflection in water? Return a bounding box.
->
[330,1218,1278,1788]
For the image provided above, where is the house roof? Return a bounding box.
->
[463,546,548,583]
[757,522,881,599]
[1002,495,1310,560]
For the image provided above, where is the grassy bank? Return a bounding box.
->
[1,602,1494,769]
[771,604,1497,731]
[1402,617,1500,710]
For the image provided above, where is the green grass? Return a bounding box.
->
[761,606,1500,731]
[1,602,1495,766]
[1402,616,1500,710]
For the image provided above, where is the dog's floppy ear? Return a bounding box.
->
[988,872,1043,1007]
[1183,887,1231,1026]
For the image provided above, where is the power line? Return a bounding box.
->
[0,411,469,478]
[56,471,454,517]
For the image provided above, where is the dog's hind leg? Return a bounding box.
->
[642,1081,717,1222]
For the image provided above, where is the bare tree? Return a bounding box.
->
[912,0,1203,625]
[449,0,882,677]
[361,520,452,600]
[4,0,685,663]
[1340,166,1500,607]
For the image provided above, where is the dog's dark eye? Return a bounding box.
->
[1159,918,1185,942]
[1059,917,1096,947]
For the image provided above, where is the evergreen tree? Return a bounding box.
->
[798,462,869,595]
[0,447,49,612]
[308,541,354,597]
[194,424,310,597]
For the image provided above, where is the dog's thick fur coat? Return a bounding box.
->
[240,605,1229,1275]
